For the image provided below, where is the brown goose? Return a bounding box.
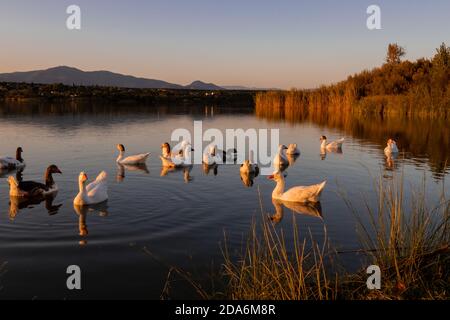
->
[8,165,62,198]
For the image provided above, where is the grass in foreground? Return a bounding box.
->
[170,174,449,300]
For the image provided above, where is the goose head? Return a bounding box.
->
[267,171,287,182]
[117,144,125,152]
[161,142,171,156]
[16,147,24,162]
[78,172,88,184]
[278,144,288,152]
[320,135,327,142]
[242,159,250,168]
[47,164,62,174]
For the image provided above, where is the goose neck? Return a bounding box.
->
[116,151,124,162]
[44,170,54,188]
[272,178,285,198]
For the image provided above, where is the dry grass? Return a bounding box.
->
[341,175,450,299]
[221,218,337,300]
[216,175,449,300]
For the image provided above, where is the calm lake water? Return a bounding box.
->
[0,103,448,299]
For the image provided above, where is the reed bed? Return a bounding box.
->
[184,175,450,300]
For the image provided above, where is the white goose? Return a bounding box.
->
[268,171,326,203]
[160,141,194,168]
[161,142,182,158]
[273,145,289,169]
[240,160,260,175]
[320,136,345,151]
[384,139,399,155]
[240,150,259,175]
[116,144,150,165]
[203,144,222,165]
[0,147,26,170]
[73,171,108,206]
[286,143,300,155]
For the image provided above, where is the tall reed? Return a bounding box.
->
[218,175,449,300]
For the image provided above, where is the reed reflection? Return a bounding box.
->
[256,106,450,179]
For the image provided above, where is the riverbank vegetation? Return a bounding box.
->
[175,175,449,300]
[256,43,450,118]
[0,82,255,107]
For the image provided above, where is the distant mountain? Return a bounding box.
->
[0,66,224,90]
[222,85,280,91]
[185,80,224,90]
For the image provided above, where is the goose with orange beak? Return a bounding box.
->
[74,171,108,206]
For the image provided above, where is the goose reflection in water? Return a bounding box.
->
[320,148,343,161]
[0,167,24,179]
[116,163,149,182]
[202,163,218,176]
[286,153,300,167]
[73,202,109,246]
[269,199,323,224]
[160,165,193,183]
[240,170,259,188]
[9,194,62,221]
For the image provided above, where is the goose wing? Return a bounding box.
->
[121,153,150,164]
[282,181,326,203]
[86,171,108,203]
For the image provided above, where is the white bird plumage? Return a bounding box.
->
[320,136,345,151]
[116,144,150,165]
[0,147,26,170]
[273,145,289,169]
[240,150,259,174]
[203,144,222,165]
[268,171,326,203]
[384,139,399,155]
[160,140,193,168]
[286,143,300,155]
[73,171,108,206]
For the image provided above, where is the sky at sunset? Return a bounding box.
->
[1,0,449,89]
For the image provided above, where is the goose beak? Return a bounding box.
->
[56,168,62,174]
[267,175,274,180]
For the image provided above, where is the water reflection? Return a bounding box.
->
[160,165,193,183]
[269,199,323,224]
[116,163,149,182]
[320,148,343,161]
[256,107,450,179]
[240,170,259,188]
[73,202,109,246]
[9,194,62,221]
[202,163,218,176]
[0,167,24,180]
